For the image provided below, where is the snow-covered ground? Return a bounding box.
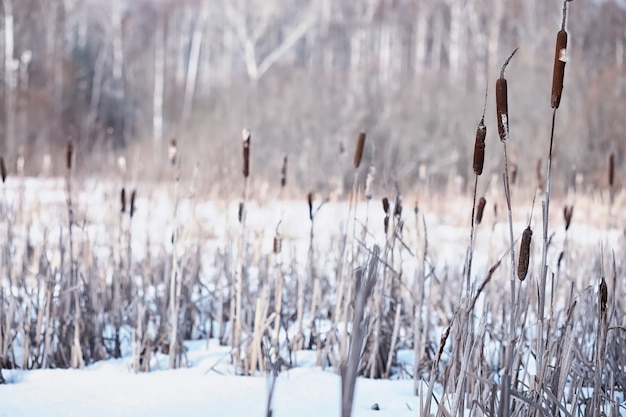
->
[1,340,421,417]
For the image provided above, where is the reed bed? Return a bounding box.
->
[0,2,625,416]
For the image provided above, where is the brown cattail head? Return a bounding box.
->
[609,152,615,188]
[354,132,366,169]
[307,192,313,221]
[551,30,568,109]
[273,233,282,254]
[563,205,574,231]
[382,197,390,215]
[238,202,244,223]
[66,140,73,170]
[599,277,608,316]
[517,226,533,281]
[121,188,127,213]
[476,197,486,224]
[242,128,251,178]
[496,78,509,143]
[129,189,137,218]
[473,118,486,175]
[281,154,288,188]
[394,195,402,218]
[168,138,177,165]
[496,48,518,143]
[0,157,6,184]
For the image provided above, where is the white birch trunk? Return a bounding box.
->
[182,5,209,123]
[3,0,16,155]
[153,21,165,144]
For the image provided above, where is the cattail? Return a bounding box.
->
[608,153,615,188]
[382,197,390,234]
[0,157,6,183]
[563,205,574,231]
[273,233,282,254]
[354,132,366,169]
[476,197,486,224]
[66,140,73,170]
[473,117,486,175]
[511,162,518,185]
[129,189,136,218]
[242,128,251,178]
[496,48,519,143]
[121,188,127,213]
[168,139,177,165]
[394,194,402,218]
[382,197,390,215]
[238,202,244,223]
[599,277,607,315]
[281,154,288,188]
[307,192,313,221]
[551,30,568,109]
[517,225,532,281]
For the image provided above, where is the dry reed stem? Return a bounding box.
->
[354,132,366,169]
[473,118,486,175]
[517,226,532,281]
[476,197,486,224]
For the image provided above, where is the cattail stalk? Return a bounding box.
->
[538,1,572,386]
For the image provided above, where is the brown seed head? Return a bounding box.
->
[242,129,251,178]
[473,118,486,175]
[281,154,288,188]
[599,277,607,315]
[66,140,73,170]
[130,189,137,218]
[121,188,126,213]
[563,205,574,231]
[382,197,390,214]
[354,132,366,169]
[517,226,532,281]
[394,195,402,218]
[273,233,282,254]
[476,197,486,224]
[496,79,509,143]
[551,30,568,109]
[307,192,313,221]
[0,157,6,184]
[496,48,518,143]
[609,153,615,188]
[238,202,244,223]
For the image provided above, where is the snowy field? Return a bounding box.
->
[1,340,421,417]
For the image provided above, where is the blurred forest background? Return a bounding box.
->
[0,0,623,196]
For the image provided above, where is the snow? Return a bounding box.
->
[0,340,420,417]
